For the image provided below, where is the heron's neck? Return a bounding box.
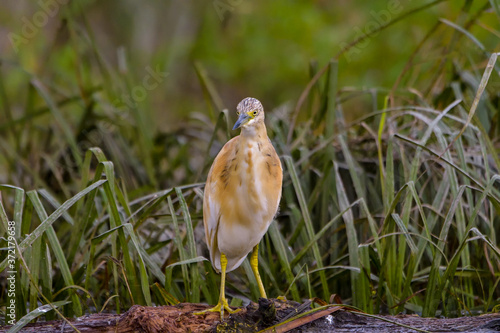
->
[240,121,267,140]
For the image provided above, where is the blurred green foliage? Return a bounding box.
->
[1,0,499,131]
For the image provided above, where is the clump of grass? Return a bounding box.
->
[1,1,500,329]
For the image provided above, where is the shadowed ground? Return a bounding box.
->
[2,299,499,333]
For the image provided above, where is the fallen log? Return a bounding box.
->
[1,299,499,333]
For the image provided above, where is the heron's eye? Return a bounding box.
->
[236,111,240,116]
[253,110,258,116]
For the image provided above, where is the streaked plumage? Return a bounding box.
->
[196,97,282,318]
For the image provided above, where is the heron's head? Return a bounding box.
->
[232,97,265,130]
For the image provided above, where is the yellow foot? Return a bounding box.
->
[194,299,241,320]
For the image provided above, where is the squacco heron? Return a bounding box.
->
[196,97,283,319]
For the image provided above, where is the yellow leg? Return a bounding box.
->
[194,253,240,319]
[251,244,267,298]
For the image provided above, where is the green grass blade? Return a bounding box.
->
[325,60,338,138]
[101,162,141,304]
[445,52,498,152]
[6,301,72,333]
[0,179,106,272]
[334,162,370,311]
[290,201,359,268]
[378,96,389,207]
[31,78,82,167]
[27,191,83,316]
[268,222,300,301]
[151,282,179,306]
[123,223,152,306]
[166,195,190,299]
[68,162,104,264]
[284,155,330,299]
[194,61,225,121]
[175,188,200,303]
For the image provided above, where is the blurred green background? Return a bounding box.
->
[1,0,498,132]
